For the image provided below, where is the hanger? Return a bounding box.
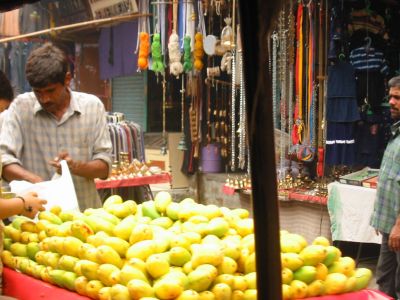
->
[364,36,372,50]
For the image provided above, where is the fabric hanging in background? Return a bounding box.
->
[99,20,139,79]
[325,61,359,167]
[0,9,20,36]
[19,3,50,34]
[107,119,146,164]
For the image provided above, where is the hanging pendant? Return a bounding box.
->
[178,75,188,151]
[161,76,168,155]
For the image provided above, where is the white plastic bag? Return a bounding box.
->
[10,160,80,212]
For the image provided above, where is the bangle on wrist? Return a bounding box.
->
[16,196,33,212]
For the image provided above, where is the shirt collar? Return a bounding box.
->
[33,89,82,115]
[390,120,400,137]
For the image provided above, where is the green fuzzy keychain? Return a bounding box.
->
[151,33,165,73]
[183,35,193,73]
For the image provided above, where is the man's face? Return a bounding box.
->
[389,87,400,121]
[32,73,71,115]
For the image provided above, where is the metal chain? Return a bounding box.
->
[230,49,237,171]
[272,32,278,130]
[238,50,246,170]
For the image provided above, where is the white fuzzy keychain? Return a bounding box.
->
[168,32,183,77]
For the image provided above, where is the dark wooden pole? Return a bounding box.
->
[238,1,283,299]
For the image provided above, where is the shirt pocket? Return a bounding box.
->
[68,136,90,162]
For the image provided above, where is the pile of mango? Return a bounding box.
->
[1,190,372,299]
[280,232,372,299]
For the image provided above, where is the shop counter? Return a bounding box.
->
[327,182,381,244]
[95,173,171,189]
[2,267,90,300]
[2,267,392,300]
[308,290,392,300]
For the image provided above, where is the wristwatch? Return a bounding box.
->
[16,196,33,212]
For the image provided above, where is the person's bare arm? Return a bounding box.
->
[0,191,47,219]
[2,163,44,183]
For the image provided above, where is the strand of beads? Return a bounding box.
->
[231,49,236,171]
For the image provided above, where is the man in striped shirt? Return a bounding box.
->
[371,75,400,299]
[0,43,112,211]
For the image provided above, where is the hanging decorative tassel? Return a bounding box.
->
[138,32,150,70]
[193,32,204,71]
[168,32,183,78]
[183,35,193,73]
[151,33,165,74]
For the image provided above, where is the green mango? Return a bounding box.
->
[142,201,162,219]
[49,269,67,288]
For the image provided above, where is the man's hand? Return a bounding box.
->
[389,224,400,251]
[49,151,81,175]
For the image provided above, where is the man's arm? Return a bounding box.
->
[3,163,43,183]
[49,153,109,179]
[389,216,400,251]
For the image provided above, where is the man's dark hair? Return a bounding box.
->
[25,43,69,88]
[388,76,400,89]
[0,70,13,101]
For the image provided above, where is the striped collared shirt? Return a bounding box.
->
[370,120,400,233]
[0,91,112,211]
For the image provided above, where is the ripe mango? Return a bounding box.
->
[146,253,170,279]
[290,279,308,299]
[82,215,115,235]
[187,265,216,292]
[127,279,155,299]
[166,202,180,221]
[119,263,150,285]
[101,236,130,257]
[154,191,173,214]
[293,265,317,284]
[97,263,121,286]
[126,240,158,261]
[38,211,63,225]
[4,225,21,242]
[299,245,328,266]
[176,289,200,300]
[43,252,61,269]
[63,236,83,257]
[281,252,304,271]
[74,275,89,296]
[211,283,232,299]
[10,242,28,257]
[113,215,137,241]
[353,267,373,291]
[98,287,112,300]
[86,280,105,299]
[97,245,123,268]
[106,200,137,218]
[191,243,224,268]
[87,208,121,225]
[58,255,80,272]
[103,194,123,208]
[80,259,100,281]
[11,216,31,229]
[70,219,94,242]
[20,220,39,233]
[324,272,347,295]
[110,284,132,300]
[154,277,184,299]
[307,279,325,297]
